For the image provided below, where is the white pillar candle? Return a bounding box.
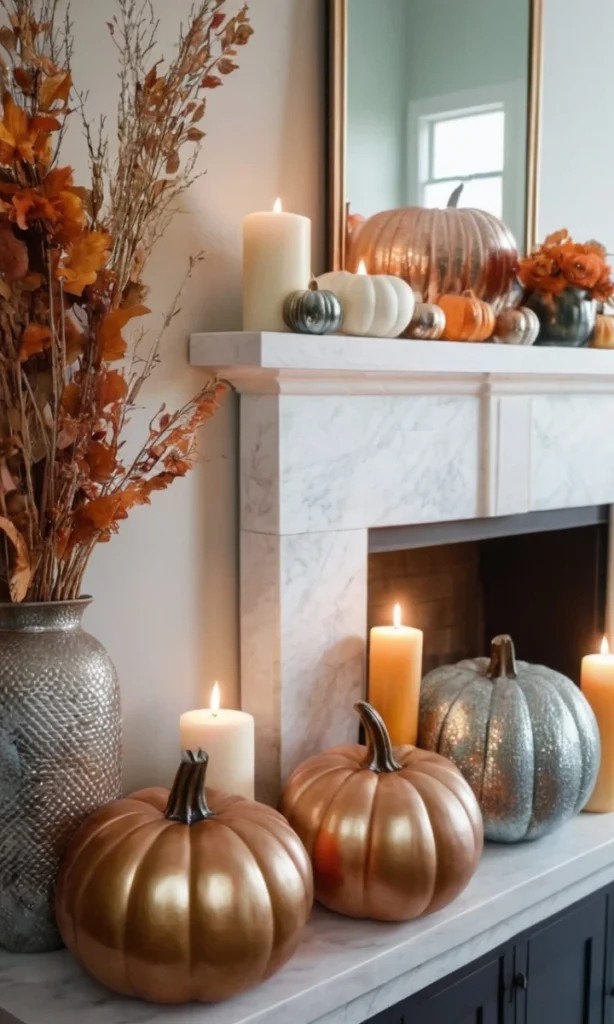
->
[243,199,311,332]
[180,683,255,801]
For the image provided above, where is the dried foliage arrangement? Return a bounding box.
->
[0,0,253,602]
[518,229,614,303]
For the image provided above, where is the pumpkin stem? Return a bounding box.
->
[487,635,518,680]
[164,750,217,825]
[354,701,401,773]
[447,183,464,209]
[309,277,319,291]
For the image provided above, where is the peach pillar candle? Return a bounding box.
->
[368,604,424,746]
[180,683,255,800]
[582,637,613,812]
[243,198,311,332]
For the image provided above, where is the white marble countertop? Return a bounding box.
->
[2,813,614,1024]
[189,331,614,383]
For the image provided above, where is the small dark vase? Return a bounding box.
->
[527,287,597,347]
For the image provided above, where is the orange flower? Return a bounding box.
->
[557,251,603,291]
[57,230,112,296]
[518,252,566,295]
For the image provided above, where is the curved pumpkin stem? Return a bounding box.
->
[164,750,217,825]
[488,635,518,680]
[354,701,401,773]
[447,183,464,208]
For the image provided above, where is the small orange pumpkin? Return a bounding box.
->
[591,313,614,349]
[438,293,495,342]
[279,702,483,922]
[56,752,313,1004]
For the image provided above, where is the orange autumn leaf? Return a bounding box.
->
[85,441,116,481]
[57,230,111,296]
[0,93,37,164]
[61,381,80,417]
[39,71,72,111]
[30,114,62,132]
[12,166,85,241]
[19,322,51,362]
[97,370,128,408]
[98,304,150,362]
[0,514,31,601]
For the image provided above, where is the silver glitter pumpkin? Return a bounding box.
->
[0,599,122,953]
[419,635,600,843]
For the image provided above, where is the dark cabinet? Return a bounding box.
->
[367,884,614,1024]
[516,892,606,1024]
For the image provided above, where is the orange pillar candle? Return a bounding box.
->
[368,604,424,746]
[582,637,614,812]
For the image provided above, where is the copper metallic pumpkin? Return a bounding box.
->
[438,293,495,342]
[279,702,483,922]
[56,752,313,1004]
[403,301,446,340]
[493,306,540,346]
[346,184,519,314]
[591,313,614,349]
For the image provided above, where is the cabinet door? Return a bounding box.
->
[383,955,505,1024]
[516,891,606,1024]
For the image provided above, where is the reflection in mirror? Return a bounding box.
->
[346,0,532,250]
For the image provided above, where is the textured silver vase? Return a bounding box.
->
[419,635,600,843]
[0,599,122,953]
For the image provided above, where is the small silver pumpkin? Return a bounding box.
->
[419,635,600,843]
[283,280,343,335]
[492,306,540,345]
[403,302,446,340]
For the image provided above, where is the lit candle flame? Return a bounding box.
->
[602,636,610,656]
[273,198,282,214]
[393,603,402,629]
[210,681,221,717]
[357,260,368,276]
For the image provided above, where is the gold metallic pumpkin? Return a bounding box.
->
[56,752,313,1004]
[347,185,519,314]
[493,306,540,345]
[591,313,614,349]
[279,702,483,922]
[404,301,446,340]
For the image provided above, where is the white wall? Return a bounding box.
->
[539,0,614,253]
[66,0,324,791]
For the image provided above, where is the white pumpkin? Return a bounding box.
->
[317,270,415,338]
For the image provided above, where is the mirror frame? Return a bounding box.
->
[329,0,544,270]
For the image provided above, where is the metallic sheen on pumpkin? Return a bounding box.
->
[404,301,446,340]
[493,306,540,345]
[283,280,343,335]
[419,636,601,843]
[279,702,483,922]
[346,185,519,314]
[56,751,313,1004]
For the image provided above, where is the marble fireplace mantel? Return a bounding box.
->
[190,332,614,802]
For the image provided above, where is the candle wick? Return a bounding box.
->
[212,710,218,719]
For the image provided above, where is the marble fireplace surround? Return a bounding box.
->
[190,332,614,803]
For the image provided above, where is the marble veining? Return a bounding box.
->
[273,394,480,535]
[531,394,614,510]
[3,815,614,1024]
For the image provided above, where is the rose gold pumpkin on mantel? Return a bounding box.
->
[279,702,483,922]
[347,184,519,314]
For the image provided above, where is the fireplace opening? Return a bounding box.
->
[368,507,610,684]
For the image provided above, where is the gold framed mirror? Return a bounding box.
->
[329,0,543,270]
